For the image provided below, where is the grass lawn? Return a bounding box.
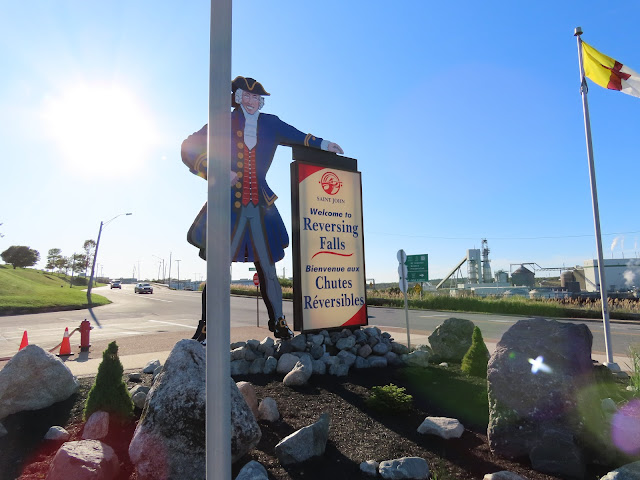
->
[0,265,110,315]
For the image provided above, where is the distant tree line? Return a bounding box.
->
[1,239,96,279]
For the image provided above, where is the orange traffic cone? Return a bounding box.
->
[58,327,73,357]
[19,331,28,350]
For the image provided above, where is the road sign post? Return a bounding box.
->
[397,249,411,350]
[253,272,260,327]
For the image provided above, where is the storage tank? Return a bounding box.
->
[511,265,535,287]
[495,270,508,283]
[467,249,481,284]
[561,270,581,293]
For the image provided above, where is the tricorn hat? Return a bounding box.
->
[232,76,270,96]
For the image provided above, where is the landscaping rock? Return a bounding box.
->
[274,413,330,465]
[0,345,79,421]
[283,358,313,386]
[132,392,147,410]
[276,353,299,374]
[599,460,640,480]
[236,381,259,418]
[483,472,529,480]
[82,411,109,440]
[44,426,70,442]
[129,340,261,479]
[235,460,269,480]
[417,417,464,439]
[258,397,279,422]
[361,459,379,476]
[428,317,474,362]
[46,440,119,480]
[404,350,431,367]
[378,456,429,479]
[487,317,594,477]
[142,359,161,374]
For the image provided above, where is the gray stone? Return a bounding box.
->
[391,342,410,355]
[336,335,356,350]
[263,356,277,374]
[0,345,79,420]
[128,373,142,382]
[353,329,367,343]
[258,397,280,422]
[230,346,246,361]
[235,460,269,480]
[142,359,161,373]
[368,356,388,368]
[312,359,327,375]
[152,365,162,382]
[83,411,109,440]
[249,357,266,374]
[283,358,313,386]
[275,413,330,465]
[487,318,594,471]
[289,334,308,352]
[600,461,640,480]
[358,343,373,358]
[363,326,381,337]
[244,347,257,362]
[230,341,246,350]
[404,350,431,367]
[337,350,357,367]
[373,342,390,355]
[129,385,150,397]
[275,340,293,356]
[257,336,274,353]
[230,359,250,376]
[360,460,379,476]
[309,344,324,360]
[129,340,260,479]
[44,426,70,442]
[529,428,585,478]
[329,362,350,376]
[483,472,529,480]
[277,353,300,374]
[417,417,464,439]
[46,440,119,480]
[602,397,617,414]
[428,317,475,362]
[355,356,370,369]
[309,334,324,346]
[132,392,147,409]
[385,351,401,366]
[322,355,339,367]
[378,456,429,480]
[246,339,260,349]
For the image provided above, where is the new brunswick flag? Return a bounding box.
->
[582,41,640,98]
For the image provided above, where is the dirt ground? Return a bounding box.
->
[0,366,626,480]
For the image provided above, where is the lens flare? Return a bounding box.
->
[528,356,552,374]
[611,399,640,455]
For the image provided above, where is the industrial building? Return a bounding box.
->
[573,258,640,293]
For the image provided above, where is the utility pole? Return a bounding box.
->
[168,252,172,288]
[176,259,181,290]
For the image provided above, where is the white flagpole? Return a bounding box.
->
[574,27,619,371]
[208,0,232,478]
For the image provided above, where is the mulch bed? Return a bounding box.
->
[0,366,621,480]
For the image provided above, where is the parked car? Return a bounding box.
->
[110,281,122,289]
[134,282,153,294]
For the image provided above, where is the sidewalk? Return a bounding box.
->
[54,324,633,377]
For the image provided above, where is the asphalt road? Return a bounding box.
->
[1,284,639,364]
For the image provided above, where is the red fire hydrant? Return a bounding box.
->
[79,319,92,352]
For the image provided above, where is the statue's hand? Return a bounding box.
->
[327,142,344,154]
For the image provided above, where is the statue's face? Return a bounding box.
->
[241,91,261,114]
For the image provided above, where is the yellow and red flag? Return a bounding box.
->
[582,42,640,98]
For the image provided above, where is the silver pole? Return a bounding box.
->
[208,0,232,478]
[574,27,619,371]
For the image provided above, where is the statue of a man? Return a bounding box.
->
[182,76,343,340]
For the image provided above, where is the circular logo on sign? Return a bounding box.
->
[319,171,342,195]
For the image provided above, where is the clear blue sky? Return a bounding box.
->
[2,1,639,284]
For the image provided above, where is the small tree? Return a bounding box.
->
[46,248,62,272]
[1,245,40,269]
[84,341,134,420]
[83,239,96,277]
[461,326,490,378]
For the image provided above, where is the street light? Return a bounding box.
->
[175,259,181,290]
[87,212,132,325]
[152,254,165,284]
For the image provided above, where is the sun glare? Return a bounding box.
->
[42,84,157,177]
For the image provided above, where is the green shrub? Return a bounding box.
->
[365,383,413,413]
[461,326,490,378]
[84,341,134,420]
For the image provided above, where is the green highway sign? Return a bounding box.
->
[405,254,428,282]
[248,267,257,271]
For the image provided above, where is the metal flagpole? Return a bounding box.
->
[208,0,232,478]
[574,27,619,371]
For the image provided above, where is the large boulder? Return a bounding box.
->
[0,345,79,420]
[275,413,330,465]
[487,318,594,478]
[129,340,261,479]
[46,440,119,480]
[428,318,475,362]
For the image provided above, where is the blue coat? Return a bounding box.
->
[181,108,325,263]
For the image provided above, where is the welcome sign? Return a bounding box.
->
[290,148,367,332]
